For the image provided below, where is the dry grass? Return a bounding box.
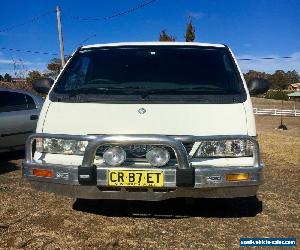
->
[0,81,32,91]
[0,115,299,249]
[252,97,300,109]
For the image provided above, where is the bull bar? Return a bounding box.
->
[22,134,264,201]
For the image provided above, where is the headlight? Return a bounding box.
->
[194,140,253,158]
[103,146,126,166]
[36,138,88,155]
[146,147,170,166]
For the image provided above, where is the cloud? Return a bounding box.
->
[0,57,46,66]
[186,11,205,20]
[237,51,300,73]
[0,56,47,76]
[0,59,14,64]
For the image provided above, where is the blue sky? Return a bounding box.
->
[1,0,300,76]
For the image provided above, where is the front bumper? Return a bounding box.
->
[23,134,263,201]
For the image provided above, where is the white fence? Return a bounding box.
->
[253,108,300,117]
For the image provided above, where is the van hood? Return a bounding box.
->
[41,102,248,136]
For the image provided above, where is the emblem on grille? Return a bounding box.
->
[138,108,146,114]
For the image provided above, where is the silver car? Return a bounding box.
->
[0,88,44,153]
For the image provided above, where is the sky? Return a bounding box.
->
[1,0,300,76]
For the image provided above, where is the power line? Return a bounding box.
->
[79,34,97,46]
[0,10,55,33]
[238,56,294,61]
[0,47,60,56]
[1,46,300,61]
[71,0,157,21]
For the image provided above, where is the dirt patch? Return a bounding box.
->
[0,117,299,249]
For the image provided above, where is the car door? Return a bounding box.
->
[0,91,38,151]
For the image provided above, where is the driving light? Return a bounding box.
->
[103,146,126,166]
[36,138,88,155]
[195,140,253,158]
[146,147,170,167]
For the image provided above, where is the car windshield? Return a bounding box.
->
[53,45,244,96]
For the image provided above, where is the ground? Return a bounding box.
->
[251,97,300,110]
[0,116,299,249]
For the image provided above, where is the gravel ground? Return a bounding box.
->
[0,116,299,250]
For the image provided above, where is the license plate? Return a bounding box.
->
[108,170,163,187]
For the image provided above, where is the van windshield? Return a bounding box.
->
[53,45,245,99]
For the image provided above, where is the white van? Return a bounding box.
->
[23,42,269,201]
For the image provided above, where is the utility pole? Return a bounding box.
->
[56,6,65,67]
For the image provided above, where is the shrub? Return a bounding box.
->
[265,90,289,100]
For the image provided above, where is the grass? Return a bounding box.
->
[252,97,300,109]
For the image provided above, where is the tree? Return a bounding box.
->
[243,69,300,90]
[45,58,62,78]
[185,17,196,42]
[268,70,290,90]
[286,70,299,84]
[26,70,42,85]
[159,29,176,42]
[0,74,3,81]
[243,70,270,83]
[4,73,12,82]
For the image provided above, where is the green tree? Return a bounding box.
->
[243,70,270,83]
[185,17,196,42]
[26,70,42,85]
[0,74,3,81]
[243,69,300,90]
[45,58,62,78]
[4,73,12,82]
[286,70,299,84]
[268,70,289,89]
[159,29,176,42]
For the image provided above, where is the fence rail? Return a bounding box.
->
[253,108,300,117]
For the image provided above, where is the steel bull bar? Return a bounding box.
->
[23,134,263,200]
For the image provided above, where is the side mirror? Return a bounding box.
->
[33,78,54,94]
[247,78,269,96]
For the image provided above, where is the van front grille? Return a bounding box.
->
[95,142,194,160]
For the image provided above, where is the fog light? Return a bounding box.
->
[146,147,170,167]
[103,146,126,166]
[226,173,250,181]
[32,169,53,178]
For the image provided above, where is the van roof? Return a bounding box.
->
[81,42,226,49]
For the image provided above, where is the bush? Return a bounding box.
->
[265,90,289,100]
[26,70,42,85]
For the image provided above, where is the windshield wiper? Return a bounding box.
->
[62,86,143,96]
[135,87,240,98]
[58,85,239,100]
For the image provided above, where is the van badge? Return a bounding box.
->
[138,108,146,114]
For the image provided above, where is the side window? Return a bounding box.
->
[0,91,28,112]
[25,95,36,110]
